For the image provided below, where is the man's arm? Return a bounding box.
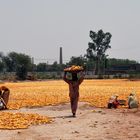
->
[78,72,85,85]
[63,71,70,84]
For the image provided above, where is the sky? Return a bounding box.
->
[0,0,140,64]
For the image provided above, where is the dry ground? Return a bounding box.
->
[0,102,140,140]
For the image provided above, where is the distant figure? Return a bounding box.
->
[128,93,139,109]
[0,86,10,109]
[63,72,84,117]
[108,95,120,109]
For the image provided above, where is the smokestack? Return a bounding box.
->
[59,47,63,65]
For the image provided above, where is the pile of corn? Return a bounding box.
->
[64,65,83,72]
[0,79,140,129]
[0,112,51,129]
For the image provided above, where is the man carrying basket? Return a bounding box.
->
[63,65,84,117]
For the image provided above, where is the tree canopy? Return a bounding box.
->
[86,29,112,74]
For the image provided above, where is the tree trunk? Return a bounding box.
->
[95,56,100,75]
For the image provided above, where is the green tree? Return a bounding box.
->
[50,61,60,71]
[107,58,138,68]
[37,63,48,72]
[0,61,4,72]
[68,56,86,66]
[0,52,4,72]
[4,52,32,80]
[16,64,28,80]
[85,59,95,71]
[2,56,14,72]
[86,29,112,75]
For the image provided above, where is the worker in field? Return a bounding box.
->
[0,86,10,109]
[128,93,139,109]
[108,94,120,109]
[63,71,84,117]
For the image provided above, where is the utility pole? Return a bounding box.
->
[59,47,63,65]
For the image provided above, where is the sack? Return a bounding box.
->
[118,100,126,106]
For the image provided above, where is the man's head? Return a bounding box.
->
[1,86,6,90]
[129,93,135,96]
[72,73,78,81]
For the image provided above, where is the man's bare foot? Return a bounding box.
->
[72,113,76,117]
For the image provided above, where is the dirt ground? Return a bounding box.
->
[0,102,140,140]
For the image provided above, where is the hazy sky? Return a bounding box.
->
[0,0,140,64]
